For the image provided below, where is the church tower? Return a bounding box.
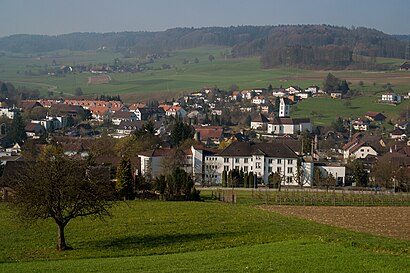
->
[279,97,290,117]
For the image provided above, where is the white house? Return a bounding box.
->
[305,86,319,94]
[343,140,378,160]
[381,93,402,104]
[352,118,370,131]
[111,111,137,125]
[252,96,266,105]
[0,107,18,119]
[250,113,270,130]
[315,163,346,186]
[267,117,312,135]
[138,148,192,178]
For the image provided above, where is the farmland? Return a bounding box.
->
[0,198,409,272]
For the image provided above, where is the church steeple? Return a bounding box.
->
[279,97,290,117]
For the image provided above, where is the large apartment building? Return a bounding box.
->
[139,142,315,187]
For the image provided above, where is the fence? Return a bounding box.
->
[252,188,410,206]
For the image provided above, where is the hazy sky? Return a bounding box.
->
[1,0,408,37]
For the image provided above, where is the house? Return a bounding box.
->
[251,96,266,105]
[133,107,165,121]
[250,113,269,130]
[296,92,311,100]
[215,142,304,185]
[399,61,410,71]
[390,128,407,140]
[364,112,386,122]
[25,123,45,138]
[111,111,137,125]
[116,120,146,135]
[88,106,110,121]
[267,117,312,135]
[285,86,302,94]
[193,125,224,146]
[0,107,18,119]
[305,86,319,94]
[381,93,402,104]
[50,104,86,118]
[343,137,379,160]
[330,91,343,99]
[138,148,192,177]
[352,118,370,131]
[19,101,44,111]
[240,90,254,100]
[128,103,147,111]
[272,88,288,97]
[314,162,346,186]
[159,104,187,118]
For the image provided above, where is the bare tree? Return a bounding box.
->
[3,154,114,251]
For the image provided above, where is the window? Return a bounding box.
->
[244,158,249,164]
[224,166,229,171]
[277,167,282,173]
[235,166,239,170]
[277,159,282,164]
[268,167,272,173]
[224,158,229,163]
[268,159,273,164]
[256,162,261,169]
[287,167,293,174]
[244,166,248,172]
[256,156,261,160]
[288,159,293,164]
[235,158,239,163]
[287,177,292,183]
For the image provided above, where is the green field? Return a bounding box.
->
[0,197,408,272]
[0,47,409,126]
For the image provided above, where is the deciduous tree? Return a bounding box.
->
[4,147,114,251]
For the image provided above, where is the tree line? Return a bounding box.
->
[0,25,405,65]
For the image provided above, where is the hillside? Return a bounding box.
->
[0,25,406,68]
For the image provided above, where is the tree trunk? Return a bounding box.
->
[57,223,68,251]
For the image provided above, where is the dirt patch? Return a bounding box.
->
[88,75,111,85]
[259,205,410,240]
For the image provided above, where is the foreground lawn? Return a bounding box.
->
[1,239,408,273]
[0,200,408,272]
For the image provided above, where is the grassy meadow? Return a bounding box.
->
[0,198,409,272]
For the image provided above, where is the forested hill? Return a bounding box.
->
[0,25,406,68]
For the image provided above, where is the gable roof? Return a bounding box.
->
[219,142,297,158]
[252,113,269,123]
[270,117,310,125]
[193,126,224,141]
[112,111,135,119]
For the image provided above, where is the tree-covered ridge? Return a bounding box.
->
[0,25,405,68]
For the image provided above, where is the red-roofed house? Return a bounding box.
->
[159,105,186,118]
[193,125,224,145]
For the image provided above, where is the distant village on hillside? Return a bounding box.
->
[0,77,409,194]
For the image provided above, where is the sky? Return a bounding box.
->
[1,0,409,37]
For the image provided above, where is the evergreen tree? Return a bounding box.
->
[9,112,27,145]
[350,159,368,187]
[170,118,194,147]
[115,156,134,200]
[339,80,350,95]
[222,170,227,187]
[323,73,340,93]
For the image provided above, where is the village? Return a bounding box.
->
[0,79,408,192]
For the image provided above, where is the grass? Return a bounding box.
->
[0,199,409,272]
